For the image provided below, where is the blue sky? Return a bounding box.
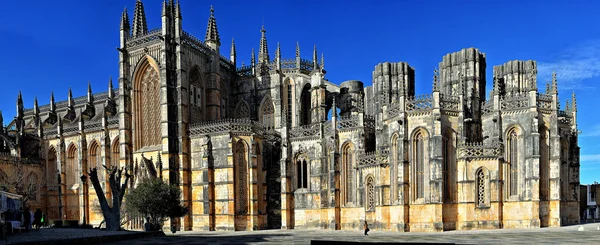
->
[0,0,599,183]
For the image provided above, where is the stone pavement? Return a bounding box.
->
[103,222,600,245]
[0,228,158,245]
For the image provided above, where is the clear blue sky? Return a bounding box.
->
[0,0,599,183]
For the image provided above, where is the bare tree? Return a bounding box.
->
[0,161,44,206]
[87,166,130,231]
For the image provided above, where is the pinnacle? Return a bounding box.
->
[132,0,148,37]
[258,25,269,63]
[205,5,221,46]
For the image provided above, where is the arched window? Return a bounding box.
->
[189,66,204,122]
[235,141,248,214]
[134,59,161,149]
[296,157,308,189]
[67,144,78,188]
[342,143,355,204]
[560,140,569,200]
[89,141,102,182]
[391,134,399,202]
[286,80,293,127]
[539,127,550,201]
[220,81,228,119]
[26,173,39,201]
[413,131,426,200]
[476,168,488,207]
[260,97,275,131]
[365,175,375,212]
[300,84,311,126]
[507,129,518,197]
[47,147,58,188]
[443,130,456,203]
[234,101,250,119]
[111,137,119,168]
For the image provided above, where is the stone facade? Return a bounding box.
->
[0,0,580,232]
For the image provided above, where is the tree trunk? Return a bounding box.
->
[87,166,130,231]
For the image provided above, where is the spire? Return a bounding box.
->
[175,0,182,19]
[546,81,550,94]
[16,91,23,118]
[230,38,236,63]
[108,76,114,99]
[320,52,324,70]
[258,25,269,63]
[296,41,300,58]
[565,100,570,112]
[50,91,56,113]
[161,0,168,17]
[433,69,440,92]
[120,7,130,31]
[34,97,39,116]
[276,42,281,60]
[205,6,221,49]
[313,45,318,69]
[572,91,577,111]
[87,81,94,104]
[132,0,148,38]
[251,48,256,65]
[551,71,558,95]
[0,110,3,128]
[68,87,74,107]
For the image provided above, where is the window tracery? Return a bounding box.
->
[366,176,375,212]
[342,144,355,204]
[234,102,250,119]
[507,129,518,196]
[235,141,248,214]
[413,131,425,200]
[138,64,161,148]
[476,168,486,207]
[261,97,275,131]
[296,157,308,189]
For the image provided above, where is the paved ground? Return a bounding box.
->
[103,223,600,245]
[0,228,133,245]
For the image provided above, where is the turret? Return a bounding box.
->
[120,7,130,49]
[230,38,236,64]
[258,26,269,64]
[131,0,148,38]
[204,6,220,51]
[108,76,115,100]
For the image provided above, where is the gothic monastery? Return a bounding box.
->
[0,0,580,232]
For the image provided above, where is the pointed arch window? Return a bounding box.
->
[66,144,78,188]
[443,131,456,203]
[296,157,308,189]
[261,97,275,131]
[342,144,355,204]
[507,129,518,197]
[47,148,58,188]
[476,168,489,208]
[235,141,248,214]
[111,138,119,168]
[365,175,375,212]
[89,142,102,182]
[234,101,250,119]
[286,82,293,127]
[391,135,399,202]
[300,84,311,126]
[134,61,161,149]
[413,131,425,200]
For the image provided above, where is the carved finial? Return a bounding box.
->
[132,0,148,37]
[108,76,114,99]
[251,48,256,65]
[320,52,324,69]
[258,25,269,63]
[546,81,550,94]
[120,7,130,31]
[34,96,39,116]
[174,0,181,19]
[551,71,558,95]
[565,100,571,112]
[572,90,577,111]
[313,45,318,70]
[50,91,56,112]
[276,42,281,59]
[68,87,73,107]
[296,41,300,58]
[87,81,94,104]
[205,5,221,48]
[433,69,439,92]
[230,38,236,63]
